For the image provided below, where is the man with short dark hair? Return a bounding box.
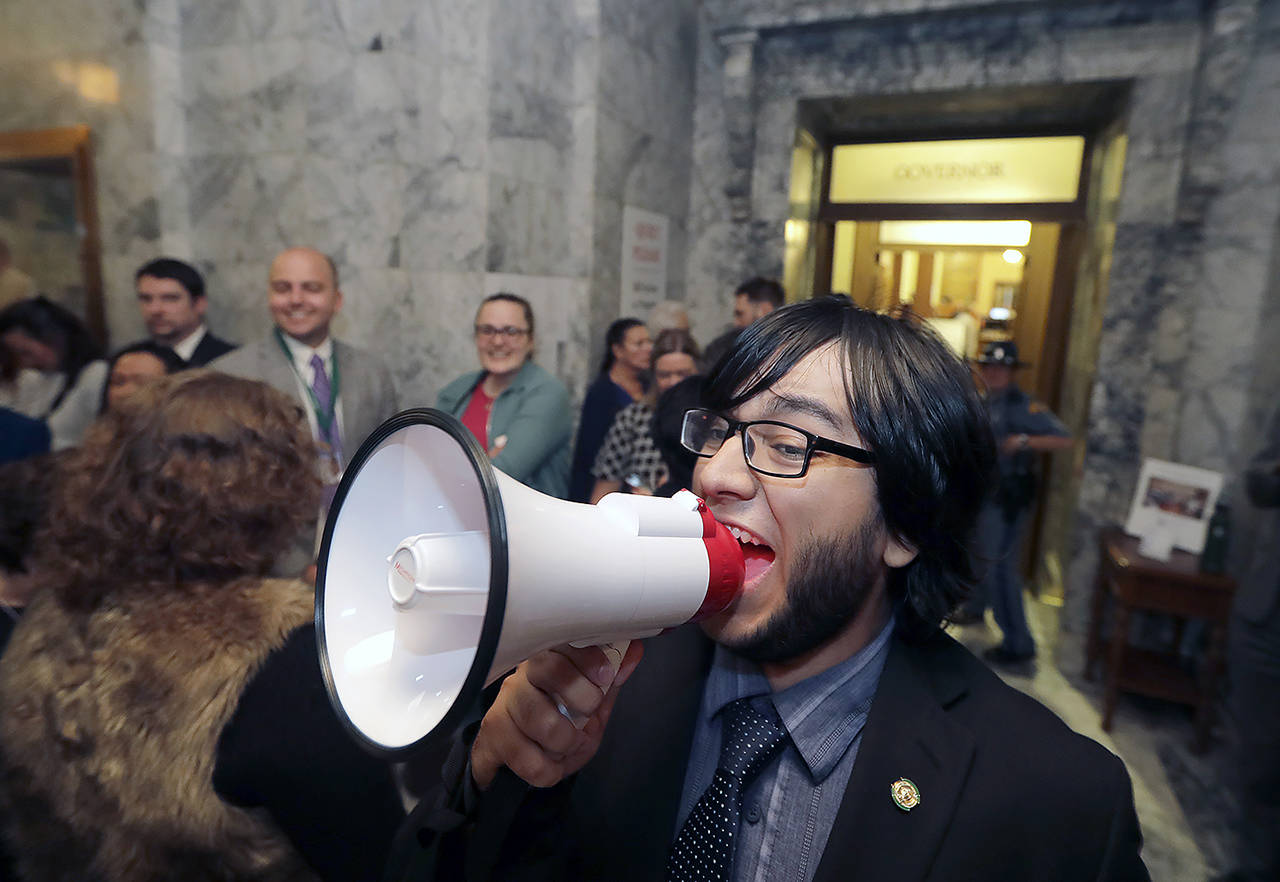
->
[406,296,1148,882]
[703,276,786,368]
[730,276,784,329]
[133,258,236,367]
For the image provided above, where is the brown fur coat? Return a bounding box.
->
[0,577,321,882]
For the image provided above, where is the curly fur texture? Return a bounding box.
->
[0,578,319,882]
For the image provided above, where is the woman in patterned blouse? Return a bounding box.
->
[589,329,700,502]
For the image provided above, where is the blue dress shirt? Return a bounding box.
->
[675,618,895,882]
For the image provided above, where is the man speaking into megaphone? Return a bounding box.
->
[406,296,1149,882]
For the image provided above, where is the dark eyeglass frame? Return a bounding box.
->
[680,407,876,478]
[474,324,530,340]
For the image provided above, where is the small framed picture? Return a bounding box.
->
[1124,458,1224,555]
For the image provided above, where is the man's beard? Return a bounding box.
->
[722,520,883,665]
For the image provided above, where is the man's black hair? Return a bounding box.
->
[135,257,206,302]
[703,294,996,638]
[733,276,785,309]
[651,374,705,497]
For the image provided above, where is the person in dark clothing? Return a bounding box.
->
[569,318,652,501]
[961,340,1072,666]
[394,297,1147,882]
[0,407,48,465]
[1214,404,1280,882]
[133,257,237,367]
[651,374,705,498]
[702,276,785,370]
[0,371,402,882]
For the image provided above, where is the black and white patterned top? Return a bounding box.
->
[591,401,668,493]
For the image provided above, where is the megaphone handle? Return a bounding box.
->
[555,639,630,730]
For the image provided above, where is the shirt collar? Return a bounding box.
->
[703,616,896,783]
[278,329,333,371]
[168,325,207,362]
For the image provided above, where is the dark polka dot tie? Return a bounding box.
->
[666,698,787,881]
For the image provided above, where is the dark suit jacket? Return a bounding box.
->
[417,627,1149,881]
[1241,405,1280,625]
[185,331,237,367]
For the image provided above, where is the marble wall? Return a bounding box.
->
[0,0,182,338]
[589,0,698,366]
[683,0,1280,629]
[7,0,1277,612]
[0,0,699,408]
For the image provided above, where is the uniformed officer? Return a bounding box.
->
[961,340,1072,665]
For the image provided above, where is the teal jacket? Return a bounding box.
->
[436,360,572,499]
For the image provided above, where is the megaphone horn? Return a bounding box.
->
[316,408,744,758]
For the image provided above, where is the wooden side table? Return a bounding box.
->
[1084,525,1236,753]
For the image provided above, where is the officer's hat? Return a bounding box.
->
[975,340,1026,367]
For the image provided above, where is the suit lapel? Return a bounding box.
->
[187,335,207,367]
[259,339,299,400]
[814,636,976,882]
[332,341,360,447]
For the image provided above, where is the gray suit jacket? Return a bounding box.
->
[211,336,401,575]
[211,337,400,455]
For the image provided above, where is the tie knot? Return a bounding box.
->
[310,353,325,372]
[718,698,786,783]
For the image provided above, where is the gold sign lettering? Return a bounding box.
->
[830,137,1083,204]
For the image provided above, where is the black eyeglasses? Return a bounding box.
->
[474,325,529,340]
[680,408,875,478]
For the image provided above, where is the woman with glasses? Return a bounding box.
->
[589,328,701,502]
[437,292,572,498]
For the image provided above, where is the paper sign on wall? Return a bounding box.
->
[620,206,668,321]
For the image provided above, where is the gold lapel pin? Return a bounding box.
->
[891,778,920,812]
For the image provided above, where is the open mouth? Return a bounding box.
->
[727,524,776,586]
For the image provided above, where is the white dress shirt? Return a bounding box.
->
[169,325,208,363]
[276,332,346,446]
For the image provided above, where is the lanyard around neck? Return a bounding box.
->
[274,328,341,433]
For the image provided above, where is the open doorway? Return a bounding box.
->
[830,218,1078,418]
[791,119,1127,606]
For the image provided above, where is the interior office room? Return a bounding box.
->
[2,1,1279,880]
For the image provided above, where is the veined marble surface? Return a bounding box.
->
[0,0,698,415]
[685,0,1280,632]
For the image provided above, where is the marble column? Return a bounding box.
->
[717,28,759,222]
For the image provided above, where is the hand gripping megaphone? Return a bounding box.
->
[316,409,745,758]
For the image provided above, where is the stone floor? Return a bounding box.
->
[948,595,1237,882]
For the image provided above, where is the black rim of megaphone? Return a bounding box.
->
[315,407,509,760]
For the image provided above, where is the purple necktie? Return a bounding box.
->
[309,353,343,465]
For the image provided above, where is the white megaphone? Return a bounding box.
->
[316,408,744,757]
